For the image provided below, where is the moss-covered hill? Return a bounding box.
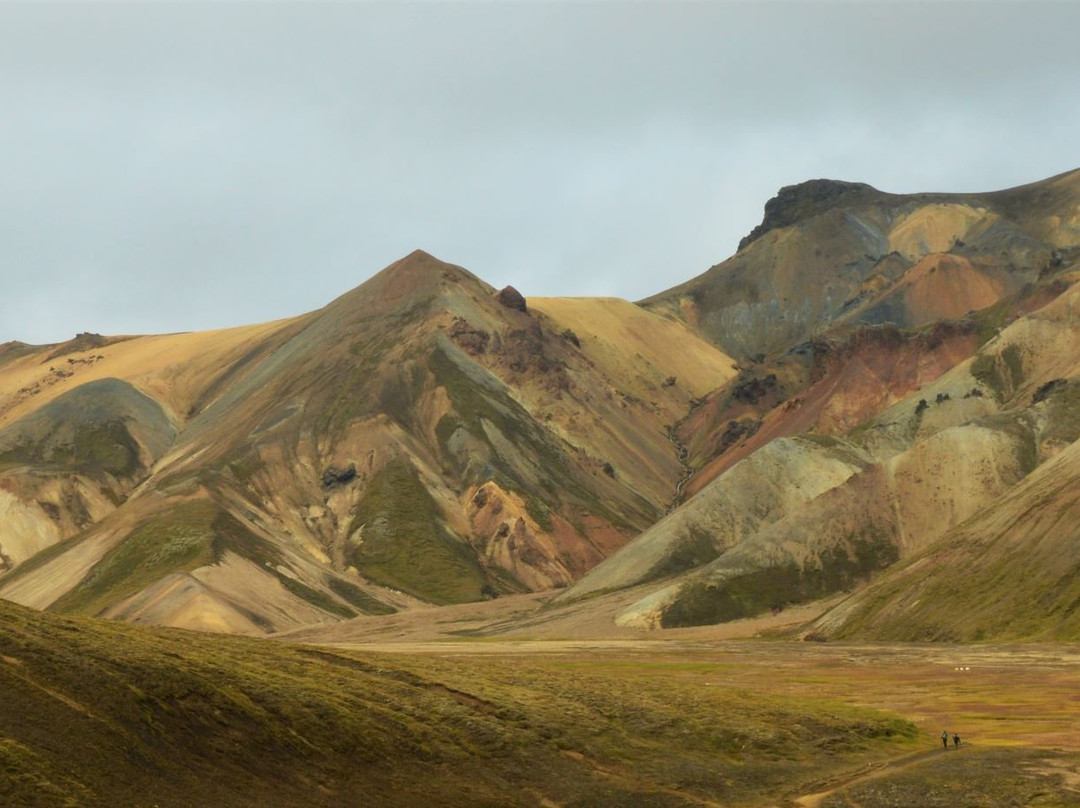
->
[0,598,920,807]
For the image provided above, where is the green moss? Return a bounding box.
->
[827,747,1080,808]
[661,533,899,628]
[48,504,356,620]
[647,527,721,581]
[1038,381,1080,444]
[0,419,142,478]
[79,419,140,474]
[50,501,222,617]
[1002,344,1025,388]
[970,353,1007,401]
[0,596,923,808]
[210,510,281,567]
[346,458,490,605]
[971,344,1028,405]
[969,294,1015,345]
[326,577,397,616]
[523,497,554,533]
[274,574,355,618]
[0,738,87,807]
[226,451,266,485]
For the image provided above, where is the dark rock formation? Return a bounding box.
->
[731,373,780,405]
[738,179,881,251]
[496,286,527,313]
[1032,378,1067,404]
[448,317,490,355]
[715,418,762,455]
[321,463,357,489]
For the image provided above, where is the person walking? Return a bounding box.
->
[953,732,961,749]
[941,730,949,749]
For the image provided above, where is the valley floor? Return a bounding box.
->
[283,592,1080,807]
[2,590,1078,807]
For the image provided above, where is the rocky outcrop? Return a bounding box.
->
[496,285,527,312]
[320,463,357,489]
[737,179,882,251]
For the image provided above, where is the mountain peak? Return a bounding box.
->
[738,178,882,251]
[328,249,488,315]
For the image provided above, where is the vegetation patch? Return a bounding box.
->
[48,503,350,619]
[345,458,490,604]
[971,344,1027,404]
[0,419,142,478]
[274,573,355,618]
[326,577,397,616]
[1034,380,1080,446]
[50,500,223,617]
[660,534,899,628]
[0,599,922,808]
[968,292,1016,346]
[0,378,175,478]
[646,527,721,582]
[523,496,554,533]
[225,450,266,485]
[0,737,88,807]
[822,747,1080,808]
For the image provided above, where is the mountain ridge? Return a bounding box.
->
[2,167,1080,643]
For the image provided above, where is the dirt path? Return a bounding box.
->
[791,747,963,807]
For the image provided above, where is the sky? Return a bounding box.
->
[2,2,1079,345]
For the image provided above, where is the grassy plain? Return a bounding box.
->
[290,591,1080,807]
[1,588,1078,806]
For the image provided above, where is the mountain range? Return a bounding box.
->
[2,166,1079,642]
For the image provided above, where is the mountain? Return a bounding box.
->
[555,168,1080,638]
[0,250,733,633]
[810,279,1080,641]
[3,168,1080,643]
[641,168,1080,358]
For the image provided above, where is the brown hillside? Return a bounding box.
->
[0,251,732,634]
[643,168,1080,358]
[3,169,1080,644]
[564,257,1080,633]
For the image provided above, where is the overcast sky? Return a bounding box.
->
[2,2,1079,344]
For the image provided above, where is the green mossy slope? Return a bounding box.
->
[346,458,490,605]
[0,599,918,807]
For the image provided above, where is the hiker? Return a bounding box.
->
[953,732,961,749]
[941,730,949,749]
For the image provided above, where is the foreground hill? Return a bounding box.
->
[0,598,917,807]
[0,251,733,632]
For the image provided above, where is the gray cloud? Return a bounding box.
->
[2,2,1079,343]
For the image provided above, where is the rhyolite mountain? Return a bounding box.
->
[559,167,1080,639]
[0,251,734,632]
[2,167,1080,640]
